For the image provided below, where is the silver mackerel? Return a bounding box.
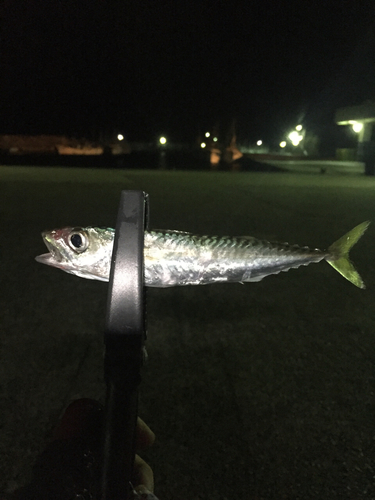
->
[35,222,369,288]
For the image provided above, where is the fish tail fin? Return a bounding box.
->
[326,221,370,289]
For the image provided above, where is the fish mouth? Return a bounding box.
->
[35,252,65,268]
[35,232,66,268]
[35,252,54,264]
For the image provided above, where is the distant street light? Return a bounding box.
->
[117,134,124,141]
[213,137,218,142]
[296,124,302,131]
[288,130,303,146]
[280,141,287,148]
[205,132,210,138]
[352,122,363,133]
[201,142,206,148]
[159,136,167,145]
[257,140,262,146]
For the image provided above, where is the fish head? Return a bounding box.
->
[35,226,113,281]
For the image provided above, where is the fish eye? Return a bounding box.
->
[68,231,89,253]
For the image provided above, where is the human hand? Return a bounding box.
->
[5,400,160,500]
[132,417,157,497]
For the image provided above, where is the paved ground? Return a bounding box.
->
[1,166,375,499]
[260,159,365,175]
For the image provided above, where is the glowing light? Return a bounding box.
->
[288,131,299,142]
[280,141,287,148]
[288,131,303,146]
[210,149,221,165]
[257,140,262,146]
[159,136,167,145]
[352,122,363,133]
[201,142,206,148]
[117,134,124,141]
[296,124,302,131]
[205,132,210,138]
[213,137,218,142]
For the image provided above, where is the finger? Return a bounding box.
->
[133,484,159,499]
[136,417,155,451]
[133,454,154,492]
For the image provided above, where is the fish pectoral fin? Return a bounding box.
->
[326,221,370,289]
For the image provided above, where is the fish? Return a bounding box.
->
[35,221,369,288]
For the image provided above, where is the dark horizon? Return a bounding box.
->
[1,1,375,146]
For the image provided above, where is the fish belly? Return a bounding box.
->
[143,231,326,287]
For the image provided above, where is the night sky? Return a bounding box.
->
[1,1,375,146]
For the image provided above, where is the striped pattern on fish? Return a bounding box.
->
[35,222,370,288]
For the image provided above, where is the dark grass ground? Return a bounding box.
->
[1,166,375,499]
